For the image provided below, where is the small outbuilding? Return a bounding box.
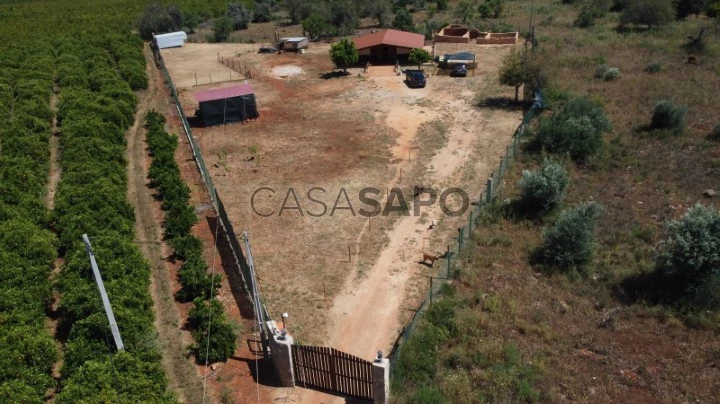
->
[353,29,425,63]
[278,37,309,51]
[153,31,188,49]
[193,83,259,127]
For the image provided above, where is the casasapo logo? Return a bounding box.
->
[250,186,469,217]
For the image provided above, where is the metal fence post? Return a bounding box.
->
[486,177,494,203]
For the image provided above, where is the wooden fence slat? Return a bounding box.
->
[291,344,373,400]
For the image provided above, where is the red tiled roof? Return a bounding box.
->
[352,29,425,50]
[193,83,255,103]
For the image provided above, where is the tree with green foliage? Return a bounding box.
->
[187,298,238,363]
[138,2,175,40]
[534,202,603,272]
[329,0,360,35]
[437,0,449,10]
[213,16,233,42]
[499,49,546,103]
[303,13,331,38]
[253,0,273,23]
[393,8,415,32]
[538,96,611,162]
[478,0,504,18]
[454,0,476,23]
[329,38,359,73]
[499,49,524,102]
[227,2,252,30]
[575,0,612,27]
[518,159,569,215]
[655,204,720,310]
[409,48,432,69]
[619,0,675,27]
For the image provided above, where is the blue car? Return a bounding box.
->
[405,70,426,88]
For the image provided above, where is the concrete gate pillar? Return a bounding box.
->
[266,320,294,387]
[372,356,390,404]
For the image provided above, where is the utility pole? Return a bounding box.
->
[82,234,124,351]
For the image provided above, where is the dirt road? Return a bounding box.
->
[127,45,205,403]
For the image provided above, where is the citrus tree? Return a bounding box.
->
[409,48,432,69]
[329,38,358,73]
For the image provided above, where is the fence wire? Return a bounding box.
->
[152,45,271,325]
[389,93,544,372]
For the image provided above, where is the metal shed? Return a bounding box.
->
[154,31,188,49]
[278,37,309,51]
[193,83,259,127]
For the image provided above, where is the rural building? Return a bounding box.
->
[278,37,309,51]
[193,83,259,127]
[434,25,518,45]
[153,31,188,49]
[353,29,425,63]
[435,25,481,43]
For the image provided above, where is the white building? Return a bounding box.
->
[153,31,188,49]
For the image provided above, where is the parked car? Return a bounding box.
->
[405,70,426,88]
[258,47,277,54]
[451,64,468,77]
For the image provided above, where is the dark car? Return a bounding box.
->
[405,70,426,88]
[258,47,278,54]
[451,64,468,77]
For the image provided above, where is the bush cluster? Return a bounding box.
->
[575,0,612,27]
[655,204,720,310]
[145,111,235,362]
[534,202,603,272]
[537,96,612,162]
[51,37,174,403]
[650,99,687,134]
[518,159,569,215]
[594,64,620,81]
[0,43,59,403]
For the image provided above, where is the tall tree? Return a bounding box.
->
[454,0,477,23]
[393,8,415,32]
[213,16,233,42]
[329,38,359,73]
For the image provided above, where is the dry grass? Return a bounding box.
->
[393,1,720,402]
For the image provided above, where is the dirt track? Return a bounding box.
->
[162,41,521,402]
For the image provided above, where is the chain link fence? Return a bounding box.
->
[389,92,545,371]
[152,44,271,325]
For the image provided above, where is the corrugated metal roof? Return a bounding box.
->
[154,31,187,39]
[194,83,255,103]
[280,37,308,42]
[352,29,425,50]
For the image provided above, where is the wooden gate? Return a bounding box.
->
[291,344,374,400]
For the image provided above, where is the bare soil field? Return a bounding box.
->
[161,40,522,402]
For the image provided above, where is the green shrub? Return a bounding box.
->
[655,204,720,310]
[213,16,233,42]
[518,159,569,215]
[575,0,611,27]
[534,202,602,272]
[538,96,610,162]
[644,61,662,73]
[594,64,620,81]
[478,0,504,18]
[650,99,687,134]
[187,298,238,363]
[619,0,675,27]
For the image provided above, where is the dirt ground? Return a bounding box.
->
[161,41,521,402]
